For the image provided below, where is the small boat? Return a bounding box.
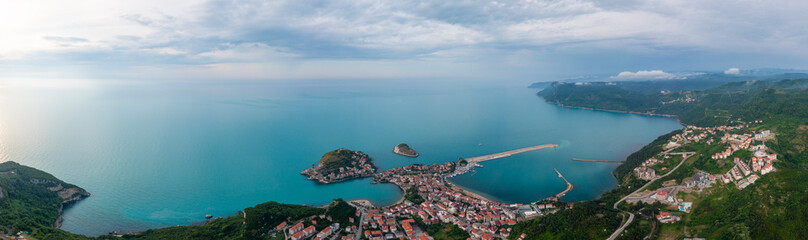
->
[205,214,213,219]
[478,143,483,146]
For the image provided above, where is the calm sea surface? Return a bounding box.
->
[0,79,681,236]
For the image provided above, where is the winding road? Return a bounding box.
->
[606,151,696,240]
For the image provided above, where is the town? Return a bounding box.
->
[286,123,780,240]
[627,123,777,225]
[284,149,565,240]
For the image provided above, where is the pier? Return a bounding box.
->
[553,168,574,199]
[453,144,558,175]
[571,158,625,163]
[464,144,558,163]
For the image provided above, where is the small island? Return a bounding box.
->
[393,143,419,157]
[301,148,377,184]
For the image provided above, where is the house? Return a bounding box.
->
[291,231,307,240]
[761,163,775,175]
[754,130,773,140]
[302,226,316,237]
[316,226,333,238]
[289,222,305,234]
[678,202,692,213]
[656,212,680,223]
[634,167,656,180]
[276,221,287,231]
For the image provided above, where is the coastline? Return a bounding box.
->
[448,182,499,204]
[392,149,419,157]
[350,190,406,209]
[55,99,675,237]
[544,99,682,124]
[55,192,92,228]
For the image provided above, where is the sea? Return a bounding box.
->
[0,79,682,236]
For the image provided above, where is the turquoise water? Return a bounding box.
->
[0,79,681,236]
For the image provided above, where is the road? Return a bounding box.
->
[347,201,368,240]
[606,151,695,240]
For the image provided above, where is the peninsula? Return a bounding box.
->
[393,143,419,157]
[0,161,91,239]
[301,148,377,184]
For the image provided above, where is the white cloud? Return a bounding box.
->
[724,68,740,75]
[195,43,298,61]
[503,10,683,46]
[140,47,187,56]
[2,0,808,80]
[611,70,677,80]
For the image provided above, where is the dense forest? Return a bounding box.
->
[510,201,622,239]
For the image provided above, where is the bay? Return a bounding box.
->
[0,79,681,236]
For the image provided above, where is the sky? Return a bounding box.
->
[1,0,807,83]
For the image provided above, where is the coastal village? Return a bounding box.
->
[280,162,563,240]
[284,145,565,240]
[301,149,377,184]
[626,122,778,226]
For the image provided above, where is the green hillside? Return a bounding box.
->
[318,149,366,172]
[0,162,91,238]
[517,77,808,239]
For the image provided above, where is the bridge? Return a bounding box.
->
[571,158,625,163]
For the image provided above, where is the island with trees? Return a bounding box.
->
[393,143,419,157]
[301,148,377,184]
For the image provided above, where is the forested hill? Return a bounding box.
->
[511,77,808,239]
[531,72,808,93]
[0,161,96,239]
[539,78,808,126]
[0,160,357,240]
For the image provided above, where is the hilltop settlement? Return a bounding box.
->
[625,123,778,225]
[301,149,377,184]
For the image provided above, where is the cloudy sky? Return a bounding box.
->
[1,0,807,82]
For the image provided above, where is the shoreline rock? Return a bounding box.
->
[54,187,91,228]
